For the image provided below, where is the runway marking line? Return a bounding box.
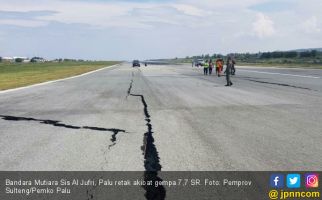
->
[238,69,321,79]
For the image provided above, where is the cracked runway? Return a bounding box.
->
[0,63,322,171]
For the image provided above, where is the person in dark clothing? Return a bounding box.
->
[231,59,236,75]
[208,60,213,75]
[225,57,233,86]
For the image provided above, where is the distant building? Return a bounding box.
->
[0,56,35,63]
[2,57,15,62]
[23,59,31,63]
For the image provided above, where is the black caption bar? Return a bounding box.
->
[0,172,320,200]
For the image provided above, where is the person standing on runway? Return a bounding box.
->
[203,60,209,75]
[216,58,223,77]
[209,59,213,75]
[231,59,236,75]
[225,57,233,86]
[220,58,224,76]
[215,59,220,76]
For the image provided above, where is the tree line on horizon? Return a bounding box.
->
[183,49,321,64]
[186,50,319,60]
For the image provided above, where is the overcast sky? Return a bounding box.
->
[0,0,321,60]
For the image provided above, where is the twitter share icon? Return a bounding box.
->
[287,174,301,188]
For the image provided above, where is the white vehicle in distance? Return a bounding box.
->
[194,59,204,67]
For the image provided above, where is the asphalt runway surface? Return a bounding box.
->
[0,63,321,171]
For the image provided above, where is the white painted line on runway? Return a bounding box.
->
[239,69,321,79]
[238,65,318,70]
[0,64,120,94]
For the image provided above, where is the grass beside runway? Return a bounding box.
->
[0,61,120,90]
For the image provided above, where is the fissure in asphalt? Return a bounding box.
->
[126,72,134,99]
[108,130,119,149]
[0,115,126,148]
[127,80,133,98]
[127,76,166,200]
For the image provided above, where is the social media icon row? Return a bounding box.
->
[270,174,319,188]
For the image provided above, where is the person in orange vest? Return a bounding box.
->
[215,59,220,76]
[220,59,224,75]
[216,58,224,77]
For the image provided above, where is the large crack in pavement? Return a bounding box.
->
[126,72,134,99]
[127,74,166,200]
[127,79,133,97]
[0,115,126,149]
[108,130,119,149]
[0,115,81,129]
[0,114,127,199]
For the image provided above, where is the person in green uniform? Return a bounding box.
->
[203,60,209,75]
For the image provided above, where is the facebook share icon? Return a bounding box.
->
[270,174,285,188]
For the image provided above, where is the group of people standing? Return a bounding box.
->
[194,57,236,86]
